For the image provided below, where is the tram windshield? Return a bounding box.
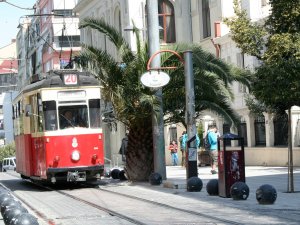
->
[59,105,88,129]
[43,99,101,131]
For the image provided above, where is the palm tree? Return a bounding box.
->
[77,18,250,181]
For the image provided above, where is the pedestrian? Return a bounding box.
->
[207,125,218,174]
[179,131,187,166]
[119,130,129,162]
[169,140,178,166]
[179,131,201,167]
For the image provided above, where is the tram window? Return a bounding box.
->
[59,105,88,129]
[43,101,57,131]
[12,106,15,119]
[18,101,21,117]
[37,94,43,132]
[89,99,101,128]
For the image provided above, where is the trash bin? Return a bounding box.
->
[218,133,245,198]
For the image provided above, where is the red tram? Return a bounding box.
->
[13,70,104,183]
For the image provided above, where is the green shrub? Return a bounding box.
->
[0,143,16,161]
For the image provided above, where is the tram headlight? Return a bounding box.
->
[71,150,80,161]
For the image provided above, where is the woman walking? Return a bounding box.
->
[169,140,179,166]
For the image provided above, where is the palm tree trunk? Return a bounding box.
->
[125,118,153,181]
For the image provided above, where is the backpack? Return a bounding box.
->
[203,133,211,151]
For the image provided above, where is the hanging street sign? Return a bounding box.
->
[140,70,170,88]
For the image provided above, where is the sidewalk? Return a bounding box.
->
[102,166,300,224]
[163,165,300,192]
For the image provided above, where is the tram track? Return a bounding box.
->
[43,182,237,225]
[1,173,236,224]
[2,173,146,224]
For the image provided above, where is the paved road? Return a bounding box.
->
[0,166,300,224]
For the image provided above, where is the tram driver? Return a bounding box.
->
[61,110,75,128]
[60,109,88,129]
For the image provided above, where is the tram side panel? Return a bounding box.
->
[15,134,33,177]
[31,136,47,179]
[13,97,35,177]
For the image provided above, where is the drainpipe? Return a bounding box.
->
[211,39,221,58]
[211,21,221,58]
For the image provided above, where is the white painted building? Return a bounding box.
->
[74,0,300,166]
[0,40,19,145]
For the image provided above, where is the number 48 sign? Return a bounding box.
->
[64,74,78,85]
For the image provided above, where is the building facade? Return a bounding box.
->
[17,0,81,89]
[0,40,18,145]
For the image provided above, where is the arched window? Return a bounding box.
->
[202,0,211,38]
[158,0,176,43]
[114,7,122,33]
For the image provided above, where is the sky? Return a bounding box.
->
[0,0,37,48]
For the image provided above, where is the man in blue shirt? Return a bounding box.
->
[180,131,200,167]
[179,131,188,167]
[207,125,218,174]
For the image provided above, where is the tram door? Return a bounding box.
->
[29,93,46,177]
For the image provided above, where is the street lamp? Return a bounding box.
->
[141,49,198,180]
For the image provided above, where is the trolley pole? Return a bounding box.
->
[146,0,166,179]
[184,51,198,179]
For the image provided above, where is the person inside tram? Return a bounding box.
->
[60,110,75,128]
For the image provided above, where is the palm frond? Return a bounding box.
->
[79,18,134,64]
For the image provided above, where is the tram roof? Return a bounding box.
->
[22,70,100,94]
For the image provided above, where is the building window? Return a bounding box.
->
[169,125,177,143]
[238,83,247,93]
[273,114,288,146]
[254,116,266,146]
[202,0,211,38]
[53,9,75,17]
[114,7,122,33]
[158,0,176,43]
[58,35,80,48]
[261,0,267,7]
[238,122,248,146]
[0,119,3,130]
[236,53,244,68]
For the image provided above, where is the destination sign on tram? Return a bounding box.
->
[58,90,86,99]
[64,74,78,85]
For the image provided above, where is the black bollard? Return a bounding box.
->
[206,179,219,195]
[0,193,13,206]
[0,189,8,195]
[3,205,28,225]
[149,172,162,185]
[1,199,21,216]
[256,184,277,205]
[12,213,39,225]
[230,181,249,200]
[118,170,127,181]
[187,177,203,192]
[110,168,120,179]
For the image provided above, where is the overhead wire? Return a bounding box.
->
[2,0,35,10]
[17,0,79,69]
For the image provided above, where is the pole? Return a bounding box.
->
[146,0,166,179]
[184,51,197,179]
[287,107,294,192]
